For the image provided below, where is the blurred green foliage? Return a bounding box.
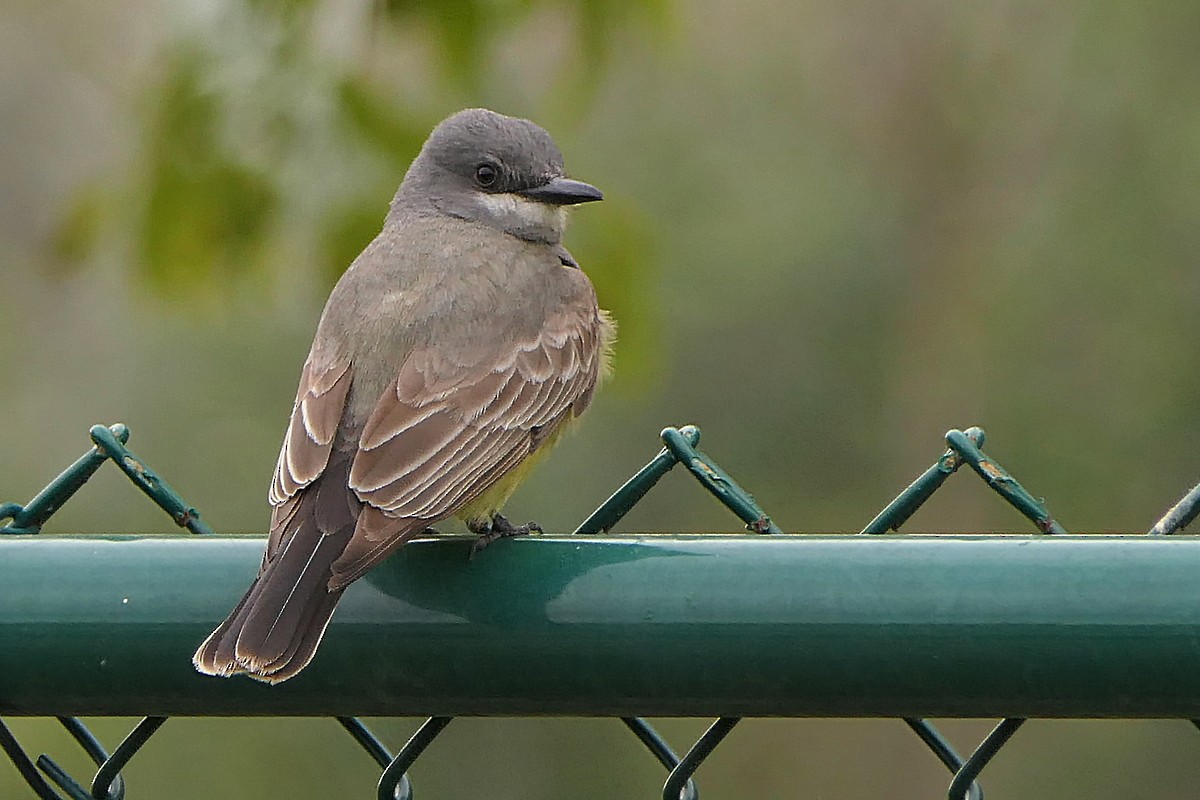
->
[51,0,667,305]
[140,54,278,292]
[44,0,667,386]
[5,0,1200,797]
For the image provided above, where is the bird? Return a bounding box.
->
[193,108,614,683]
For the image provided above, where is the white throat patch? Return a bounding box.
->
[477,192,567,236]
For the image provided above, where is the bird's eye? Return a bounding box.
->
[475,163,498,187]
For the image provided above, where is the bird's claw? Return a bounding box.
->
[469,513,542,558]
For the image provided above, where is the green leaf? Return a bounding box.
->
[136,55,277,294]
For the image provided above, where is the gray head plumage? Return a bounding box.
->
[392,108,602,244]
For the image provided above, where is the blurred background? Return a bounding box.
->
[3,0,1200,797]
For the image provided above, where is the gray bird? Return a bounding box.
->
[193,108,614,683]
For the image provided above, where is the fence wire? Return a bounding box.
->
[1,421,1198,799]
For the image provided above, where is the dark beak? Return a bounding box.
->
[518,177,603,205]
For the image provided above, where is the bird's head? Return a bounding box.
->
[396,108,603,244]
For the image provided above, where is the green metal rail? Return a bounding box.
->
[2,421,1198,800]
[3,534,1200,718]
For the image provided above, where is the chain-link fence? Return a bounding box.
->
[2,422,1198,799]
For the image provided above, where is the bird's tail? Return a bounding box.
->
[193,479,356,683]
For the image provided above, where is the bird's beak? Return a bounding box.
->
[518,177,604,205]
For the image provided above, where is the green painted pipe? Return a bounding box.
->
[1,534,1198,718]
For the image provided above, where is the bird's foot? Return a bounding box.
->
[469,513,542,558]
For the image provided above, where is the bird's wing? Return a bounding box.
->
[329,303,605,588]
[265,354,354,560]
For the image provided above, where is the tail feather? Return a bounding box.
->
[235,520,342,669]
[193,458,357,683]
[254,590,342,683]
[193,586,254,677]
[193,514,352,681]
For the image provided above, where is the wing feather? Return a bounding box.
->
[401,430,528,516]
[353,408,463,491]
[269,357,352,504]
[266,356,352,562]
[330,303,607,586]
